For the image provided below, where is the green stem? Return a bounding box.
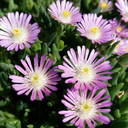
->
[55,23,64,47]
[83,121,86,128]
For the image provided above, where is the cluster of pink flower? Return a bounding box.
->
[0,0,127,127]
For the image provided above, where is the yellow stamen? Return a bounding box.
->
[82,103,91,111]
[101,3,107,8]
[31,74,39,84]
[12,29,21,37]
[91,27,98,34]
[81,68,89,74]
[126,48,128,52]
[115,45,118,49]
[62,10,70,17]
[116,26,122,32]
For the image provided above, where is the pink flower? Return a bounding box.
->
[58,46,112,90]
[9,53,61,101]
[77,14,112,44]
[0,12,40,51]
[59,88,112,128]
[110,18,128,38]
[115,0,128,22]
[112,37,128,56]
[48,0,82,25]
[99,0,113,13]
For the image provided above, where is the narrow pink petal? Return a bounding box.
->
[30,89,37,101]
[15,65,27,75]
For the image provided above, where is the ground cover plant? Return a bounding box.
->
[0,0,128,128]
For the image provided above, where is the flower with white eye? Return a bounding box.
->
[9,53,61,101]
[110,18,128,38]
[58,46,112,90]
[48,0,82,25]
[77,14,112,44]
[99,0,113,13]
[0,12,40,51]
[59,88,112,128]
[115,0,128,22]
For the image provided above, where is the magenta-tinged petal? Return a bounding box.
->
[25,89,32,96]
[47,85,57,91]
[20,59,30,72]
[40,54,46,69]
[34,53,38,69]
[59,110,71,115]
[15,65,27,75]
[70,117,79,124]
[61,100,74,109]
[31,89,37,101]
[42,87,51,96]
[96,95,110,103]
[65,78,76,83]
[17,88,29,95]
[12,84,27,91]
[95,114,110,124]
[93,88,106,101]
[38,89,44,100]
[97,100,112,108]
[86,119,94,128]
[98,109,111,113]
[74,82,80,89]
[75,118,81,126]
[62,115,76,123]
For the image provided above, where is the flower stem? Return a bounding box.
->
[83,121,86,128]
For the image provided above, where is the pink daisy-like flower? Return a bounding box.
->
[48,0,82,25]
[59,88,112,128]
[77,14,112,44]
[112,37,128,56]
[110,18,128,38]
[115,0,128,22]
[9,53,61,101]
[0,12,40,51]
[58,46,112,90]
[99,0,113,13]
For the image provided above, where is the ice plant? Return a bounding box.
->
[0,12,40,51]
[99,0,113,13]
[77,14,112,44]
[59,88,112,128]
[48,0,82,25]
[115,0,128,22]
[112,38,128,56]
[9,54,61,101]
[110,18,128,38]
[58,46,112,90]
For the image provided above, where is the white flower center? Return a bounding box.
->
[11,28,28,44]
[25,69,47,90]
[74,64,96,83]
[86,27,100,40]
[59,10,71,24]
[76,99,97,120]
